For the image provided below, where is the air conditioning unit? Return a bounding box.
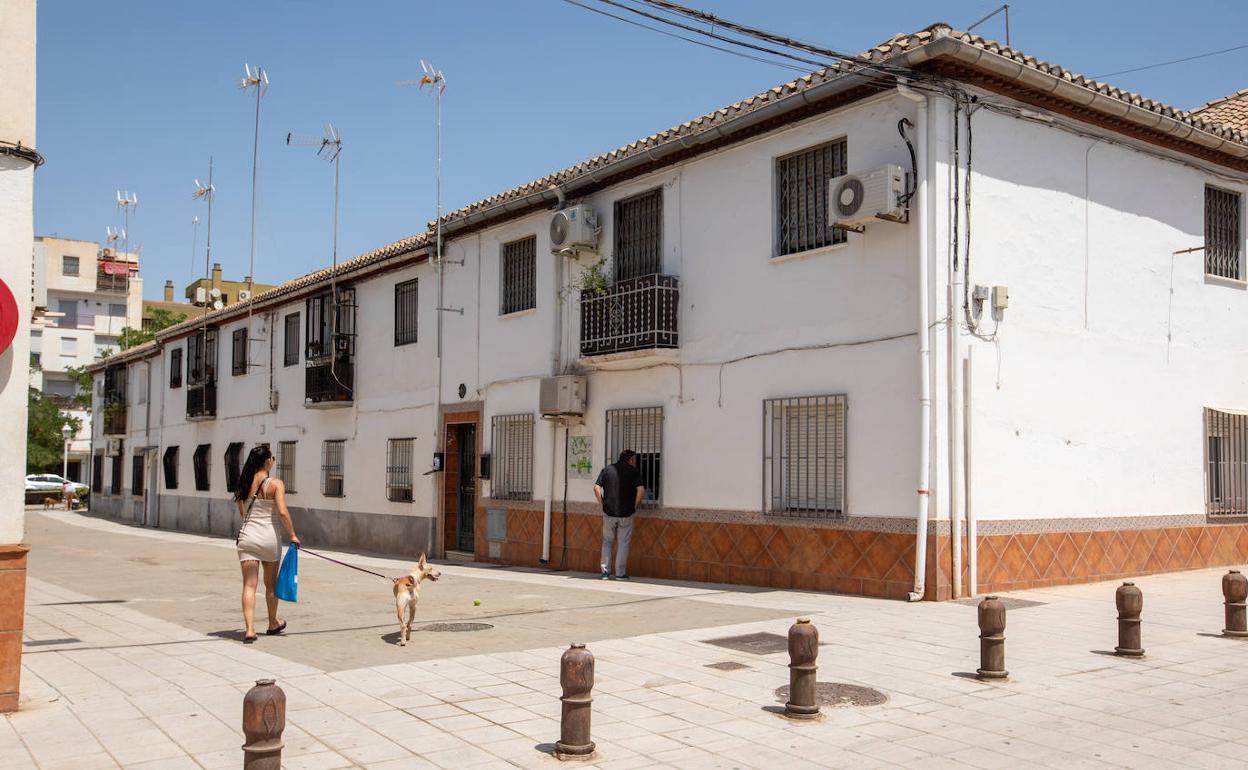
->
[238,289,252,302]
[106,438,122,455]
[194,287,207,305]
[828,164,907,229]
[549,205,599,254]
[269,389,279,411]
[539,375,587,417]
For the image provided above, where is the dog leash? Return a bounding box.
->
[296,546,396,582]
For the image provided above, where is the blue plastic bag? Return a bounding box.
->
[275,543,299,603]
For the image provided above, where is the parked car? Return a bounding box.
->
[25,474,88,499]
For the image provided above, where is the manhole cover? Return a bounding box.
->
[705,661,750,671]
[702,632,788,655]
[774,682,888,708]
[952,597,1046,610]
[419,622,494,632]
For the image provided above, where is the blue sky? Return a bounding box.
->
[35,0,1248,299]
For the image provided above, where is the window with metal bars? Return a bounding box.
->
[604,407,662,507]
[306,288,356,359]
[187,327,217,385]
[776,139,848,257]
[110,448,123,495]
[169,348,182,388]
[1206,408,1247,516]
[92,453,103,493]
[386,438,415,502]
[613,189,663,281]
[276,441,296,493]
[132,454,144,497]
[284,313,300,366]
[1205,185,1242,280]
[491,414,534,500]
[322,440,345,497]
[193,444,211,491]
[763,395,847,517]
[224,442,244,493]
[163,446,178,490]
[394,279,418,345]
[231,328,247,375]
[500,237,537,315]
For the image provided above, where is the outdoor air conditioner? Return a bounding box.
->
[269,389,279,411]
[827,164,907,229]
[238,289,252,302]
[549,205,599,254]
[539,375,587,416]
[194,287,207,305]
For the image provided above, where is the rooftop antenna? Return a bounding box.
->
[192,160,217,309]
[967,4,1010,47]
[287,123,349,394]
[239,64,268,297]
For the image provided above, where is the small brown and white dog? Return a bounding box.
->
[393,553,440,646]
[42,497,59,510]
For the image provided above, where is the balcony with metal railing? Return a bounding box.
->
[579,273,679,365]
[102,402,127,435]
[186,381,217,420]
[306,355,353,407]
[95,274,130,294]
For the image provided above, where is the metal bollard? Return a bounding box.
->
[241,679,285,770]
[1223,570,1248,638]
[1114,582,1144,657]
[555,643,595,757]
[976,596,1008,679]
[784,617,820,719]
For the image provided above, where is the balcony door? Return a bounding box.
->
[613,188,662,282]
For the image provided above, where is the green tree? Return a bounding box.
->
[64,364,95,410]
[27,388,83,474]
[117,308,186,351]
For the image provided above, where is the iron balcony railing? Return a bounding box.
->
[306,355,353,405]
[186,381,217,419]
[580,273,679,358]
[95,274,129,293]
[102,403,127,435]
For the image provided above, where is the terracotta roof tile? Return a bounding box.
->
[1192,89,1248,132]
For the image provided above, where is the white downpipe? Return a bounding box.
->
[965,348,977,596]
[897,82,932,602]
[948,283,964,598]
[541,418,557,563]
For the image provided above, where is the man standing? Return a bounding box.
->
[594,450,644,580]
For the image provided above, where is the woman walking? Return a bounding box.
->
[234,445,299,643]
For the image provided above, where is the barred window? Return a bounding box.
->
[231,328,247,375]
[395,279,419,346]
[491,414,534,500]
[614,189,662,281]
[605,406,662,507]
[276,441,297,493]
[387,438,415,502]
[132,454,144,497]
[322,440,345,497]
[163,446,178,490]
[764,395,846,516]
[500,237,537,315]
[170,347,183,388]
[224,442,244,493]
[110,450,124,495]
[1205,185,1242,280]
[62,255,79,276]
[1206,409,1247,516]
[92,453,103,493]
[193,444,211,491]
[187,327,218,385]
[284,313,300,366]
[776,139,848,257]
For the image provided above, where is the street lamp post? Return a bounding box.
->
[61,422,72,482]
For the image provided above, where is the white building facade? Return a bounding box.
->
[89,25,1248,601]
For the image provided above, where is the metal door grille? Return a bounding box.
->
[193,444,211,491]
[1207,409,1247,516]
[491,414,534,500]
[501,237,537,315]
[225,442,244,493]
[231,328,247,375]
[163,446,178,490]
[132,454,144,497]
[394,279,418,345]
[169,348,182,388]
[387,438,415,502]
[777,139,848,256]
[605,406,662,507]
[764,395,846,517]
[277,441,297,493]
[1205,186,1242,280]
[322,440,345,498]
[614,189,662,281]
[284,313,300,366]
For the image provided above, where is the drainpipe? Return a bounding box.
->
[897,81,932,602]
[541,418,557,564]
[965,347,977,595]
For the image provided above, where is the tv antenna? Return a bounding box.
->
[192,160,216,308]
[239,64,269,297]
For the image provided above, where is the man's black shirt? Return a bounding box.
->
[596,461,643,517]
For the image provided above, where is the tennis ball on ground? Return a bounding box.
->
[473,599,481,606]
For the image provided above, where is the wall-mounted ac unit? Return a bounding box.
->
[828,164,907,229]
[539,375,587,416]
[549,205,599,254]
[238,289,252,302]
[194,287,207,305]
[269,389,279,411]
[106,438,122,455]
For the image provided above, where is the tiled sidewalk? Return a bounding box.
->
[8,561,1248,768]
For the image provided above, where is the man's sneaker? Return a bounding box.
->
[616,574,630,581]
[601,570,611,580]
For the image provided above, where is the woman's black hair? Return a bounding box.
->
[234,445,275,502]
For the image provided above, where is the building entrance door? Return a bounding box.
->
[454,423,476,553]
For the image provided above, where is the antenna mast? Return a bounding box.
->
[240,64,269,296]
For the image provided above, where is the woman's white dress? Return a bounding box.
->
[237,478,282,563]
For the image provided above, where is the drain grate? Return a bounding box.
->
[774,682,888,708]
[419,622,494,632]
[705,661,750,671]
[702,632,788,655]
[953,597,1046,610]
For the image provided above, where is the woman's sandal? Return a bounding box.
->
[265,621,287,636]
[243,634,257,644]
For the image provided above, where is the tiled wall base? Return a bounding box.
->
[0,544,29,712]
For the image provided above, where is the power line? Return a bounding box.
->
[1092,41,1248,79]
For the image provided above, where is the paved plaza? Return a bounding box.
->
[4,509,1248,769]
